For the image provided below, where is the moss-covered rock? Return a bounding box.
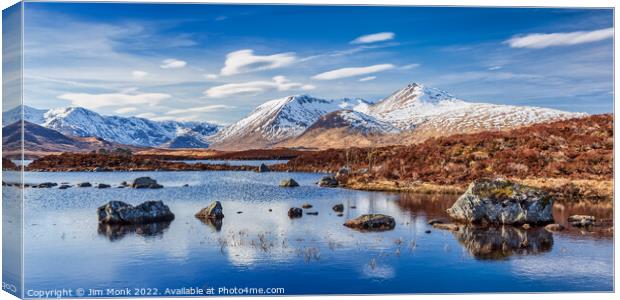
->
[344,214,395,231]
[447,178,554,225]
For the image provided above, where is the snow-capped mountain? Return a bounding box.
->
[2,105,220,148]
[368,83,584,131]
[2,105,47,126]
[210,94,372,149]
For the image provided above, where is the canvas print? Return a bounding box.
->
[2,2,614,298]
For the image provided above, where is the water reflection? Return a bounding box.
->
[197,217,223,231]
[452,225,553,260]
[97,221,172,241]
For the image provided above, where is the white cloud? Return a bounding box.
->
[131,70,148,79]
[312,64,395,80]
[400,63,420,70]
[505,27,613,49]
[204,73,219,80]
[166,105,235,115]
[136,112,158,119]
[359,76,376,82]
[57,92,171,109]
[351,32,395,44]
[488,65,502,71]
[220,49,296,76]
[204,76,315,98]
[114,107,138,114]
[160,58,187,69]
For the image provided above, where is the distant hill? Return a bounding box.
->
[2,121,144,157]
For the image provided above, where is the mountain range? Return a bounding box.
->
[2,105,219,148]
[2,82,587,151]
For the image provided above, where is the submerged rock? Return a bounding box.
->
[131,177,163,189]
[544,224,565,232]
[447,178,554,225]
[318,175,339,187]
[58,184,71,190]
[332,204,344,212]
[195,201,225,219]
[77,182,92,188]
[568,215,596,227]
[306,211,319,216]
[280,178,299,187]
[302,203,313,209]
[344,214,396,231]
[257,163,270,173]
[97,201,175,224]
[288,207,303,218]
[432,223,460,231]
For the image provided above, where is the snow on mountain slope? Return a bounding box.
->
[2,105,219,148]
[306,110,399,135]
[211,95,372,149]
[369,82,586,131]
[2,105,47,126]
[43,107,219,147]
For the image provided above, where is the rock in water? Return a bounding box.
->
[447,178,553,225]
[332,204,344,212]
[280,178,299,187]
[37,182,58,188]
[257,163,270,172]
[318,175,339,187]
[344,214,396,231]
[302,203,313,209]
[288,207,303,218]
[77,182,92,187]
[195,201,225,219]
[97,183,111,189]
[97,201,175,224]
[131,177,163,189]
[567,215,595,227]
[545,224,565,232]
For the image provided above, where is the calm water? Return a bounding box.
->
[171,159,288,166]
[8,168,614,296]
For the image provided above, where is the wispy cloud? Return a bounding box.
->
[166,105,235,115]
[351,32,395,44]
[131,70,148,79]
[58,91,171,109]
[400,63,420,70]
[160,58,187,69]
[220,49,296,76]
[114,107,138,114]
[505,27,613,49]
[312,64,395,80]
[359,76,376,82]
[204,76,314,98]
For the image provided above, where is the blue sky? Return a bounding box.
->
[14,3,614,124]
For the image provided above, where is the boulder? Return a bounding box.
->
[77,182,92,187]
[335,166,351,181]
[332,204,344,212]
[447,178,554,225]
[344,214,396,231]
[37,182,57,188]
[195,201,224,219]
[318,175,339,187]
[97,201,175,224]
[131,177,163,189]
[97,183,111,189]
[58,184,71,190]
[257,163,270,173]
[280,178,299,187]
[288,207,303,218]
